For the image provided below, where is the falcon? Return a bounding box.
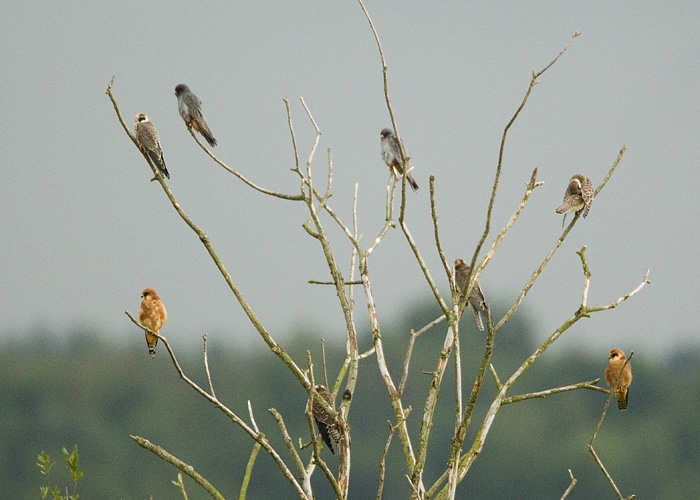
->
[312,384,340,454]
[454,259,489,331]
[139,288,168,358]
[555,173,593,227]
[380,128,419,191]
[134,113,169,179]
[174,84,217,147]
[604,348,632,411]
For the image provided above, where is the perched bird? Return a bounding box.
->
[454,259,489,331]
[174,84,217,147]
[134,113,169,179]
[380,128,419,191]
[312,384,340,454]
[604,348,632,411]
[555,174,593,226]
[139,288,168,358]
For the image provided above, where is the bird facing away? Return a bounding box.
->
[454,259,489,331]
[555,173,593,226]
[604,348,632,411]
[134,113,169,179]
[139,288,167,358]
[174,84,217,147]
[312,384,340,454]
[380,128,419,191]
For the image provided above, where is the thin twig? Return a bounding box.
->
[398,329,418,397]
[202,334,216,398]
[502,379,605,405]
[376,422,396,500]
[429,175,451,283]
[173,473,190,500]
[247,401,260,433]
[283,98,300,170]
[595,145,627,197]
[188,128,303,200]
[489,364,502,391]
[559,469,578,500]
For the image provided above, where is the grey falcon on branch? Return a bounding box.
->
[380,128,419,191]
[174,83,217,147]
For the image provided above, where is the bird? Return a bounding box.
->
[174,84,217,147]
[380,128,419,191]
[134,113,169,179]
[555,174,593,227]
[139,288,168,358]
[604,348,632,411]
[312,384,340,454]
[454,259,489,331]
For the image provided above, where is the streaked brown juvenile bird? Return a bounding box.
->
[555,173,593,227]
[380,128,419,191]
[454,259,489,331]
[174,84,217,147]
[604,348,632,411]
[134,113,169,179]
[139,288,167,358]
[312,384,340,454]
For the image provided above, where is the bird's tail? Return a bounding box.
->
[194,119,217,147]
[148,151,170,179]
[158,164,170,180]
[469,305,485,331]
[406,172,419,191]
[555,202,570,215]
[145,332,158,358]
[617,389,628,411]
[318,422,336,454]
[581,202,592,218]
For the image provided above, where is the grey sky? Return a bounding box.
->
[1,2,698,356]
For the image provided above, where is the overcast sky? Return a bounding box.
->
[1,2,698,358]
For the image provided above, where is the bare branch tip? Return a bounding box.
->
[105,75,115,94]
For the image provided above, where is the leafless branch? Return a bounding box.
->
[202,334,216,398]
[376,422,395,500]
[131,435,224,500]
[559,469,578,500]
[124,311,309,499]
[501,379,605,405]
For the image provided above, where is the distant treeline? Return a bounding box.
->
[1,317,699,499]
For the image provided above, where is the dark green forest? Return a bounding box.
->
[2,302,699,499]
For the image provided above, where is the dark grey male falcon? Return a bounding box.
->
[134,113,169,179]
[380,128,419,191]
[174,84,217,147]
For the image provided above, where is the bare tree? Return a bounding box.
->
[106,3,647,499]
